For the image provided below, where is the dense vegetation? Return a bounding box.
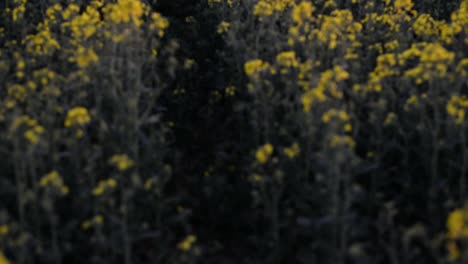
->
[0,0,468,263]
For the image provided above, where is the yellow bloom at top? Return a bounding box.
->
[177,235,197,251]
[292,1,314,25]
[256,143,274,164]
[394,0,413,10]
[254,0,294,17]
[244,59,270,76]
[65,107,91,127]
[103,0,147,27]
[109,154,135,171]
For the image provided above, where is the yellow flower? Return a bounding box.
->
[225,85,236,96]
[384,112,397,126]
[144,178,158,190]
[329,135,356,149]
[244,59,270,76]
[447,208,468,239]
[109,154,135,171]
[9,115,45,145]
[447,96,468,125]
[72,47,99,68]
[276,51,299,68]
[94,215,104,224]
[344,123,352,132]
[103,0,147,27]
[81,215,104,230]
[0,250,9,264]
[177,235,197,251]
[217,21,230,34]
[255,144,274,164]
[0,225,8,235]
[184,59,195,70]
[150,12,169,37]
[283,143,300,159]
[251,174,264,183]
[394,0,413,11]
[447,241,460,261]
[93,178,118,196]
[65,107,91,127]
[292,1,314,25]
[39,171,69,195]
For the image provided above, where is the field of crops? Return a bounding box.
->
[0,0,468,263]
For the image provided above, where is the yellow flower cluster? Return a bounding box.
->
[10,115,45,144]
[103,0,148,27]
[384,112,397,126]
[393,0,414,11]
[322,109,352,132]
[412,14,442,38]
[276,51,299,68]
[70,47,99,68]
[109,154,135,171]
[321,109,349,123]
[255,143,274,164]
[447,208,468,260]
[39,171,69,195]
[447,96,468,125]
[150,13,170,37]
[93,178,117,196]
[291,1,314,25]
[313,10,362,50]
[403,43,455,83]
[367,53,399,92]
[244,59,270,76]
[62,5,101,40]
[217,21,231,34]
[9,0,27,22]
[0,225,8,236]
[64,107,91,127]
[283,143,300,159]
[456,59,468,76]
[225,85,236,96]
[25,27,61,56]
[329,135,356,149]
[177,235,197,251]
[0,250,9,264]
[301,66,349,112]
[81,215,104,230]
[253,0,295,18]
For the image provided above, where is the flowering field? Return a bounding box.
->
[0,0,468,263]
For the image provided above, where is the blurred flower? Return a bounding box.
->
[177,235,197,251]
[256,143,274,164]
[39,170,69,195]
[109,154,135,171]
[65,107,91,127]
[283,143,300,159]
[0,250,9,264]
